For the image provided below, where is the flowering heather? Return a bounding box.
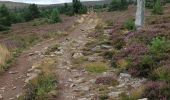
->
[143,81,170,100]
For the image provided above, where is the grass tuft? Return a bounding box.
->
[0,44,11,72]
[85,62,108,73]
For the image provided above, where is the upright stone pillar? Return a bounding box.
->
[135,0,145,30]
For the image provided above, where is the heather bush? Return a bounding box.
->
[95,76,119,86]
[142,81,170,100]
[111,33,125,50]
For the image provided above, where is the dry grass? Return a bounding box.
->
[0,44,11,71]
[32,57,57,75]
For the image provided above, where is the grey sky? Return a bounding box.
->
[1,0,101,4]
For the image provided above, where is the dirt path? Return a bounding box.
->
[56,14,99,100]
[0,13,98,100]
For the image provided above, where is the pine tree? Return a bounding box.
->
[152,0,163,15]
[50,8,61,23]
[0,4,11,26]
[72,0,87,14]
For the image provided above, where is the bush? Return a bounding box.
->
[149,37,170,54]
[143,81,170,100]
[50,8,61,23]
[0,24,9,31]
[0,4,12,31]
[95,76,119,86]
[153,65,170,83]
[124,19,135,30]
[152,0,163,15]
[85,62,108,73]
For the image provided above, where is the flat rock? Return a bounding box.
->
[108,91,122,98]
[101,45,112,49]
[119,73,131,78]
[9,71,18,74]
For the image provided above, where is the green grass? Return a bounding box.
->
[85,62,108,73]
[24,74,57,100]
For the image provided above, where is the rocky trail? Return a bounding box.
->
[0,12,146,100]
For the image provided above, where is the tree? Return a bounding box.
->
[50,8,61,23]
[108,0,129,11]
[0,4,11,26]
[135,0,145,30]
[28,4,40,18]
[72,0,87,14]
[23,4,40,21]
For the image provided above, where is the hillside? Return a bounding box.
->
[0,0,112,9]
[0,1,169,100]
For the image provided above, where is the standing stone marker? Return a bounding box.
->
[135,0,145,29]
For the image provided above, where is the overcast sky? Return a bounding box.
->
[1,0,101,4]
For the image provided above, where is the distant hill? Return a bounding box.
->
[0,0,112,9]
[0,1,29,9]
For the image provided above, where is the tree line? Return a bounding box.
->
[0,0,87,31]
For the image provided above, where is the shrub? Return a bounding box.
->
[143,81,170,100]
[0,4,12,31]
[0,44,11,72]
[149,37,170,54]
[50,8,61,23]
[95,76,119,86]
[116,59,131,70]
[152,0,163,15]
[124,19,135,30]
[111,33,125,50]
[0,24,9,31]
[153,65,170,83]
[85,62,108,73]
